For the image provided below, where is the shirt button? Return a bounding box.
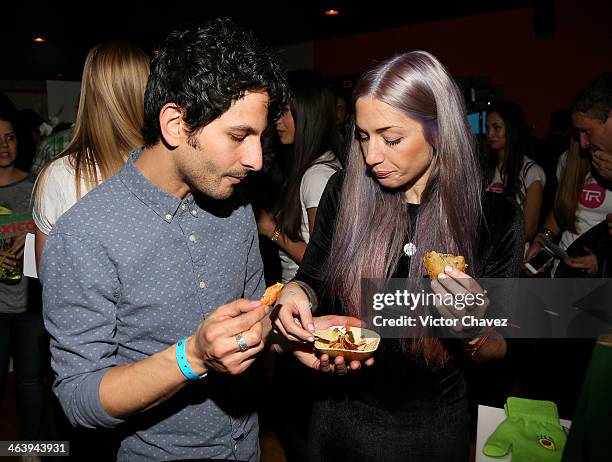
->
[181,204,187,210]
[199,281,206,289]
[234,443,238,451]
[191,209,198,217]
[189,234,197,243]
[164,213,172,221]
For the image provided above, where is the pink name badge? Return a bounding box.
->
[580,183,606,208]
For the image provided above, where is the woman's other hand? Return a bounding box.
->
[430,266,490,334]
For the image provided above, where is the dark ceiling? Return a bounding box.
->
[3,0,538,81]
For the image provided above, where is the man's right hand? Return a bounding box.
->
[98,299,268,418]
[188,299,268,375]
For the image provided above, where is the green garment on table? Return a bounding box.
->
[484,397,567,462]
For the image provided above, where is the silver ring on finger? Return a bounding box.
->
[235,333,248,352]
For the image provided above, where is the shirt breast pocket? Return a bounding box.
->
[194,232,252,296]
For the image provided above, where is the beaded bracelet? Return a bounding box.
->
[175,338,207,380]
[464,328,495,357]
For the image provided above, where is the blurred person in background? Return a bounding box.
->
[526,74,612,277]
[0,105,47,444]
[522,74,612,420]
[257,69,341,283]
[484,101,545,244]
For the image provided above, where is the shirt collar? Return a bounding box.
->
[119,148,186,222]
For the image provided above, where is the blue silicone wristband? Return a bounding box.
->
[175,338,207,380]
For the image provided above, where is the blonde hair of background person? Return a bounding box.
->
[33,42,150,268]
[554,137,591,234]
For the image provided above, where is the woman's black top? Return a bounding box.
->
[295,172,524,413]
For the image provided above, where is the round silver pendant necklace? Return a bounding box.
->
[403,242,417,257]
[403,216,417,257]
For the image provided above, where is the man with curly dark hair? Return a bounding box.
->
[40,18,289,461]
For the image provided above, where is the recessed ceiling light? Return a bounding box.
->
[33,36,46,43]
[324,9,339,16]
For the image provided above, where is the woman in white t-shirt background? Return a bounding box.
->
[257,69,342,283]
[526,137,612,276]
[254,69,342,462]
[484,101,545,243]
[32,42,150,269]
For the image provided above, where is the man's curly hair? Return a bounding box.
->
[142,18,289,147]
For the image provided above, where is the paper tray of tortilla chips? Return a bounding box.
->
[314,325,380,361]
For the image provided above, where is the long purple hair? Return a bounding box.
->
[323,51,483,364]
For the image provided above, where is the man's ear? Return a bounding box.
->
[159,103,184,148]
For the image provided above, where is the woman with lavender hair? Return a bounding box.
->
[273,51,524,461]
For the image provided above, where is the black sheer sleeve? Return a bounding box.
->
[477,192,525,278]
[293,172,344,307]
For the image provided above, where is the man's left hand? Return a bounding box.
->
[592,150,612,182]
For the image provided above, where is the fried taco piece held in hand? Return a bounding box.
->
[423,251,468,279]
[260,282,284,306]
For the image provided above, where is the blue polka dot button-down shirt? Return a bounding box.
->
[41,148,265,461]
